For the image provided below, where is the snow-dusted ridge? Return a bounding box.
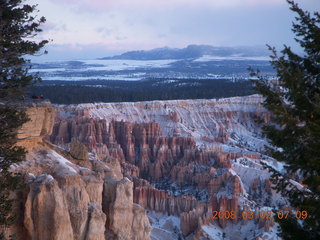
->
[57,94,267,153]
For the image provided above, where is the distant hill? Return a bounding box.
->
[101,45,269,60]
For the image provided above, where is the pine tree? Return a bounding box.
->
[0,0,47,238]
[251,1,320,239]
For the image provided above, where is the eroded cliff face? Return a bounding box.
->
[45,95,283,239]
[16,102,55,151]
[7,101,151,240]
[8,95,286,240]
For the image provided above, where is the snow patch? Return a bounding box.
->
[202,220,281,240]
[194,55,269,62]
[147,211,182,240]
[48,150,78,175]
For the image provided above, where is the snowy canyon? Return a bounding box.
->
[7,95,290,240]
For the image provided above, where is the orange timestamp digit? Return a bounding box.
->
[212,210,308,220]
[212,210,237,219]
[212,210,273,220]
[276,210,308,220]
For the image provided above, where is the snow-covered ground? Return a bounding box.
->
[82,59,178,71]
[30,59,178,81]
[30,56,273,81]
[194,55,269,62]
[202,221,281,240]
[147,211,182,240]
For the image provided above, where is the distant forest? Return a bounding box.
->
[28,79,255,104]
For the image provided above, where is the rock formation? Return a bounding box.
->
[103,178,151,240]
[16,102,55,150]
[180,203,212,237]
[133,178,197,215]
[6,101,151,240]
[7,95,280,239]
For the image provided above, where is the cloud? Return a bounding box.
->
[31,43,124,61]
[31,0,318,60]
[41,21,67,32]
[48,0,286,13]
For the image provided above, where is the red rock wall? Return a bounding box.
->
[49,116,273,238]
[50,118,233,183]
[133,178,197,215]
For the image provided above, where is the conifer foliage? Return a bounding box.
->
[0,0,47,238]
[251,1,320,239]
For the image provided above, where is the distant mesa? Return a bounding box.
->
[100,45,269,61]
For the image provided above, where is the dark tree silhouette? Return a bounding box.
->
[251,1,320,239]
[0,0,47,238]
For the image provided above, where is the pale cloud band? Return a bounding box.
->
[48,0,286,11]
[29,0,319,60]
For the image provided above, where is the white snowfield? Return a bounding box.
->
[147,212,181,240]
[30,59,178,81]
[82,59,178,71]
[194,55,269,62]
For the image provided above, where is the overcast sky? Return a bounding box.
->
[29,0,319,61]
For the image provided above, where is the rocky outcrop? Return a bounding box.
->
[70,139,89,160]
[249,178,273,203]
[103,178,151,240]
[16,103,55,150]
[50,119,238,185]
[85,202,106,240]
[8,103,151,240]
[133,179,197,216]
[58,95,270,144]
[13,147,151,240]
[46,96,276,238]
[17,103,55,139]
[208,170,242,196]
[213,195,239,228]
[8,95,278,239]
[180,204,212,237]
[50,118,108,151]
[24,175,74,240]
